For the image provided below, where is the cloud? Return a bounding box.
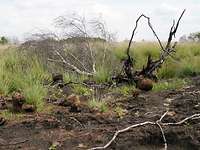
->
[0,0,199,41]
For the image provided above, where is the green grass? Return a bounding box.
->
[114,106,127,118]
[94,66,111,83]
[114,41,200,79]
[152,79,187,92]
[0,48,49,110]
[88,99,108,112]
[113,85,135,96]
[73,84,91,95]
[0,110,24,120]
[0,41,199,112]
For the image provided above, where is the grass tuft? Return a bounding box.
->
[88,99,108,112]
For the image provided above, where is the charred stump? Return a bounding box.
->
[11,92,25,112]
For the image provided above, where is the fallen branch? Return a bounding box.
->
[89,112,200,150]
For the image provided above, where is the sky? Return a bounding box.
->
[0,0,199,41]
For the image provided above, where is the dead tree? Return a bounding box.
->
[114,9,186,89]
[52,13,114,76]
[138,10,186,79]
[22,13,114,77]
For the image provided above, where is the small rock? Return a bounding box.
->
[22,104,36,112]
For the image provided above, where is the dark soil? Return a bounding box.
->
[0,77,200,150]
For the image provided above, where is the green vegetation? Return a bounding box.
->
[0,49,49,110]
[0,41,200,112]
[0,110,23,120]
[0,36,8,45]
[152,79,187,92]
[88,99,108,112]
[113,85,135,96]
[94,66,111,83]
[48,144,57,150]
[114,106,127,118]
[115,42,200,79]
[73,84,91,95]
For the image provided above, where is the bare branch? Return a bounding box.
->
[89,112,200,150]
[162,113,200,126]
[54,50,93,76]
[54,13,102,74]
[165,9,186,50]
[126,14,164,59]
[138,9,186,79]
[89,121,156,150]
[156,122,167,150]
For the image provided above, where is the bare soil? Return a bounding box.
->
[1,77,200,150]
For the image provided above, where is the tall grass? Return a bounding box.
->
[0,48,49,110]
[153,79,187,92]
[0,41,199,112]
[114,41,200,79]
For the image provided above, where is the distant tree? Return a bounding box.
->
[0,36,8,44]
[21,13,116,76]
[179,32,200,42]
[188,32,200,42]
[52,13,115,76]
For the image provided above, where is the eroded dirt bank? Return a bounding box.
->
[1,78,200,150]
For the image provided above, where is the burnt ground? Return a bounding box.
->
[1,77,200,150]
